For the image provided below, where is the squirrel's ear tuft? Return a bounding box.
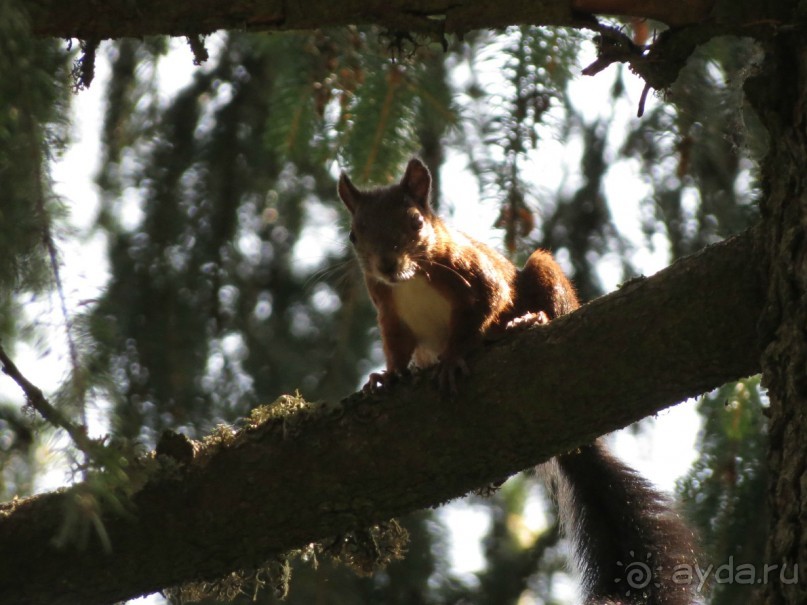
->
[401,158,432,210]
[338,171,361,214]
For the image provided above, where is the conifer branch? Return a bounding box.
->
[362,65,403,182]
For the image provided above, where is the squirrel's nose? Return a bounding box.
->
[377,256,398,279]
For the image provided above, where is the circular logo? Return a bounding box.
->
[615,551,661,595]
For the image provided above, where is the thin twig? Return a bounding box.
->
[41,217,86,425]
[28,112,86,427]
[0,344,94,455]
[637,81,652,117]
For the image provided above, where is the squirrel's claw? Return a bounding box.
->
[437,356,470,397]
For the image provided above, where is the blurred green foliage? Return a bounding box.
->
[0,6,767,603]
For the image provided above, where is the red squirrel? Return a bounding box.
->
[338,158,696,605]
[338,157,577,393]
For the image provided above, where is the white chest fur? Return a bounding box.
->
[391,275,452,364]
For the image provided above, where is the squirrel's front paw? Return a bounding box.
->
[362,370,399,393]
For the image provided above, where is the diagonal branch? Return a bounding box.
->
[0,228,766,605]
[0,346,94,456]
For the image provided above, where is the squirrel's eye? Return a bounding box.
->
[411,213,424,231]
[349,229,357,244]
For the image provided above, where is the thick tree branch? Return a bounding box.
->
[25,0,575,39]
[0,229,766,605]
[27,0,763,41]
[28,0,787,112]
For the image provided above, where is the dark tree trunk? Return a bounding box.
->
[750,32,807,605]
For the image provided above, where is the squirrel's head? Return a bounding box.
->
[338,158,438,285]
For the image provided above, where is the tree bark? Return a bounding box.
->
[0,229,765,605]
[25,0,757,41]
[749,31,807,605]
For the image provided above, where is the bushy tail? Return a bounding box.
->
[547,440,697,605]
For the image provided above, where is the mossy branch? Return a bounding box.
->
[0,229,766,605]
